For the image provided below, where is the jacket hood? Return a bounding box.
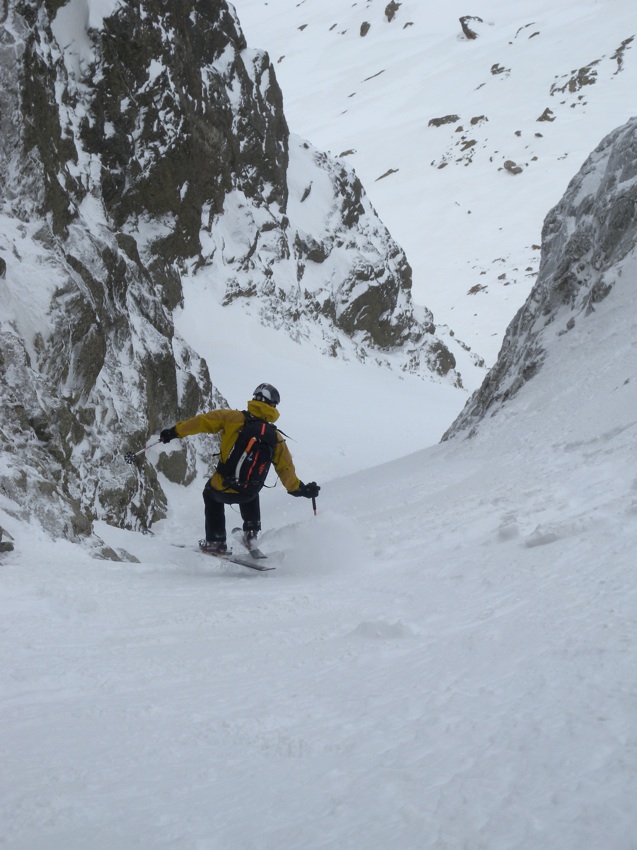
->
[247,399,280,423]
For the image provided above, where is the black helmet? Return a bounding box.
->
[253,383,280,407]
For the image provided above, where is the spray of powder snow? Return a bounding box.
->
[266,511,373,576]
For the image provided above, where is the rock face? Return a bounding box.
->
[444,116,637,440]
[0,0,455,547]
[459,16,484,41]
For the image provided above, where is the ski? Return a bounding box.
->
[199,548,275,572]
[170,542,274,570]
[231,527,268,559]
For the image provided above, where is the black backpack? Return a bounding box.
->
[216,413,279,495]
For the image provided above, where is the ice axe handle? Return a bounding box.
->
[124,438,162,464]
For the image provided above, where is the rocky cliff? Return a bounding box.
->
[444,115,637,439]
[0,0,455,549]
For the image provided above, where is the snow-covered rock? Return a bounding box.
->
[233,0,636,367]
[444,115,637,439]
[0,0,455,545]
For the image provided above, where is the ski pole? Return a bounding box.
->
[124,438,162,464]
[312,495,317,516]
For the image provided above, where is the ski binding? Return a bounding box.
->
[231,528,268,559]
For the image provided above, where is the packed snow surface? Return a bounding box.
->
[2,247,636,848]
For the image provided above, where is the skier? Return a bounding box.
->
[159,383,320,553]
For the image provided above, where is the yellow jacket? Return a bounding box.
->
[175,399,301,494]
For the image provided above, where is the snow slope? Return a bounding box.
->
[233,0,636,365]
[2,3,637,848]
[2,210,636,850]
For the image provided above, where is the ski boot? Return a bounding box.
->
[199,538,228,555]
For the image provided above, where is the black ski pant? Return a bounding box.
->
[202,481,261,542]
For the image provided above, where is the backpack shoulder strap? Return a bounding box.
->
[243,410,280,436]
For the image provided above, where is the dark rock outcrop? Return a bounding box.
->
[459,16,484,40]
[385,2,401,23]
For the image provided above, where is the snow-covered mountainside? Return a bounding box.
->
[2,5,637,841]
[2,116,636,850]
[445,115,637,438]
[234,0,636,365]
[0,0,456,547]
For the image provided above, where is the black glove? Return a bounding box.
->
[160,426,179,444]
[292,481,320,499]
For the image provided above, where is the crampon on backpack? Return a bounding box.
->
[216,414,279,495]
